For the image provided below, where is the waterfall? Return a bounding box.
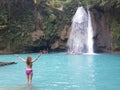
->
[87,10,94,54]
[67,6,94,54]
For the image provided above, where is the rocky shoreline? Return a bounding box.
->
[0,62,17,66]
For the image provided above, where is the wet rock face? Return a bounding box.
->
[50,26,71,51]
[0,62,17,66]
[90,7,111,53]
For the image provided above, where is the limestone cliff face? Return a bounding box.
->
[49,7,111,53]
[90,7,111,53]
[29,6,117,53]
[50,26,71,51]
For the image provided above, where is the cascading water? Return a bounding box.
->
[87,10,94,54]
[67,6,94,54]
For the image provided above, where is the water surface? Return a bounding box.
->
[0,53,120,90]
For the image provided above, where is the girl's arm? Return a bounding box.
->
[15,54,26,62]
[32,53,42,63]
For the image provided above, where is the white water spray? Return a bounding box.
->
[67,6,94,54]
[87,9,94,54]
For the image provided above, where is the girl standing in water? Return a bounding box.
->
[16,53,42,84]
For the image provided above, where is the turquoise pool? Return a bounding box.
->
[0,53,120,90]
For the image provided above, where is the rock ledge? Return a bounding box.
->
[0,62,17,66]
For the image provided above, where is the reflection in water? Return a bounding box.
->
[66,54,96,90]
[87,55,96,90]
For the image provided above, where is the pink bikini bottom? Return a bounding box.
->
[26,69,33,75]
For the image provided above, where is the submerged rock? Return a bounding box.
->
[0,62,17,66]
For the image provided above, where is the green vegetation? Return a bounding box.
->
[0,0,34,52]
[111,20,120,51]
[0,0,120,53]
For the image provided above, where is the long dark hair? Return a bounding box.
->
[26,56,32,66]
